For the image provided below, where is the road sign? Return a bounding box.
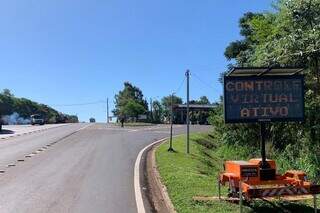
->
[224,75,304,123]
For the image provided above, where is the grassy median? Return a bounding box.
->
[155,133,319,213]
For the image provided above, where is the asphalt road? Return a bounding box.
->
[0,124,68,139]
[0,123,210,213]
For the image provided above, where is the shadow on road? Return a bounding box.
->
[0,129,15,134]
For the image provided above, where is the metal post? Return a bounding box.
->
[260,122,267,168]
[314,194,317,213]
[168,93,174,152]
[150,98,153,122]
[218,178,221,201]
[107,98,109,124]
[239,181,243,213]
[186,70,190,154]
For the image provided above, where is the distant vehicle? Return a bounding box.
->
[0,117,2,131]
[31,114,45,125]
[89,118,96,123]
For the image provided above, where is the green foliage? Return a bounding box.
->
[113,82,148,121]
[190,96,212,124]
[161,94,183,123]
[161,94,183,109]
[2,89,14,97]
[161,95,212,124]
[198,96,210,105]
[0,89,78,124]
[224,12,264,65]
[122,100,146,119]
[151,100,163,123]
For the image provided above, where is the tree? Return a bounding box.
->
[189,96,211,124]
[113,82,148,121]
[122,100,146,121]
[152,100,163,123]
[2,89,14,97]
[161,95,183,123]
[198,96,210,105]
[0,88,77,124]
[224,12,264,66]
[197,96,211,124]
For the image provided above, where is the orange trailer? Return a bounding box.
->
[218,158,320,212]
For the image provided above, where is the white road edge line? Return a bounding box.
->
[134,137,168,213]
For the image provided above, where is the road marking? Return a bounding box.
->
[0,124,93,176]
[75,123,94,132]
[134,138,168,213]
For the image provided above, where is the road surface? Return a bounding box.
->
[0,123,210,213]
[0,124,68,139]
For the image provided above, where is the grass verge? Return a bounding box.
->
[155,133,319,213]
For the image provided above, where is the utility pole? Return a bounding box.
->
[186,70,190,154]
[150,98,153,122]
[168,93,175,152]
[107,98,109,124]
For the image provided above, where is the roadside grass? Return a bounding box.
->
[155,133,319,213]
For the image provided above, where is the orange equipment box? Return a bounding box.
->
[224,160,260,182]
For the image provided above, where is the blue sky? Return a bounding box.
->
[0,0,273,122]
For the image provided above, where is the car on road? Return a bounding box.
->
[31,114,45,125]
[89,118,96,123]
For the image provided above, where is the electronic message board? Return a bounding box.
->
[224,75,304,123]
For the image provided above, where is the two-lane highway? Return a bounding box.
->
[0,123,210,213]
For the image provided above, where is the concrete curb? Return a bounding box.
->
[146,140,176,213]
[134,139,165,213]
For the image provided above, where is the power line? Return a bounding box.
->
[192,72,216,90]
[190,72,222,102]
[173,76,186,95]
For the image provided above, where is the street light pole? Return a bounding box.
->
[107,98,109,124]
[168,92,175,152]
[186,70,190,154]
[150,97,153,122]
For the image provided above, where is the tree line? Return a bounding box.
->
[113,82,212,124]
[0,89,78,124]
